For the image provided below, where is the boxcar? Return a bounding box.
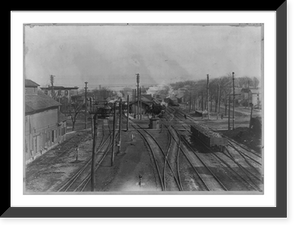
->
[191,124,227,151]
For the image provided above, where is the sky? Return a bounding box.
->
[24,24,263,89]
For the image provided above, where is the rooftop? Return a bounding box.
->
[40,86,79,90]
[140,94,153,102]
[25,79,40,87]
[25,90,61,114]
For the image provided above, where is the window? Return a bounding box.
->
[52,130,54,142]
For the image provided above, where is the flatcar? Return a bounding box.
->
[191,124,227,151]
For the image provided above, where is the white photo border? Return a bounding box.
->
[11,10,277,209]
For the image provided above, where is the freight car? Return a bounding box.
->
[191,124,227,151]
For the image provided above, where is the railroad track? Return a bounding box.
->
[226,136,262,157]
[161,117,183,191]
[164,108,213,191]
[130,120,182,191]
[199,141,262,191]
[164,107,263,191]
[170,126,226,191]
[56,120,113,192]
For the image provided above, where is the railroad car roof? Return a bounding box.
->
[192,124,222,138]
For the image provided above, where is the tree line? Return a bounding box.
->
[170,75,260,114]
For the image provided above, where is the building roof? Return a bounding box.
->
[241,87,260,94]
[153,99,161,105]
[25,90,61,114]
[40,86,79,90]
[25,79,40,87]
[229,87,242,95]
[129,100,152,106]
[141,94,153,102]
[175,92,185,99]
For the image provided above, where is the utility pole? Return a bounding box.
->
[249,103,253,129]
[118,98,122,153]
[111,102,117,166]
[91,113,97,191]
[196,92,199,110]
[228,95,231,131]
[207,74,210,120]
[139,87,142,120]
[136,73,140,120]
[90,97,93,136]
[127,95,129,131]
[189,92,192,112]
[201,92,204,111]
[217,83,221,119]
[133,89,136,117]
[84,82,88,129]
[232,72,235,130]
[50,75,55,99]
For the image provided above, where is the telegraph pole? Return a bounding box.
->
[91,113,97,191]
[217,83,221,119]
[207,74,210,120]
[90,97,93,136]
[139,87,142,120]
[136,74,140,120]
[249,103,253,129]
[50,75,55,99]
[228,95,231,131]
[189,92,192,112]
[84,82,88,129]
[201,92,204,111]
[232,72,235,130]
[111,101,117,166]
[133,89,136,117]
[127,95,129,131]
[118,98,122,153]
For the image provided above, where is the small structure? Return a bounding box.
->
[129,100,152,116]
[240,87,261,108]
[195,110,208,117]
[250,116,262,133]
[149,118,160,129]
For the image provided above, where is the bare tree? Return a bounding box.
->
[252,77,260,88]
[61,100,83,131]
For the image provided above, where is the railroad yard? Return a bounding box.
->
[25,105,263,194]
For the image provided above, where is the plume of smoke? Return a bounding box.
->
[146,81,174,99]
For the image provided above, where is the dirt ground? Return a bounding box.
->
[220,127,262,154]
[25,130,93,192]
[25,118,167,193]
[25,109,262,193]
